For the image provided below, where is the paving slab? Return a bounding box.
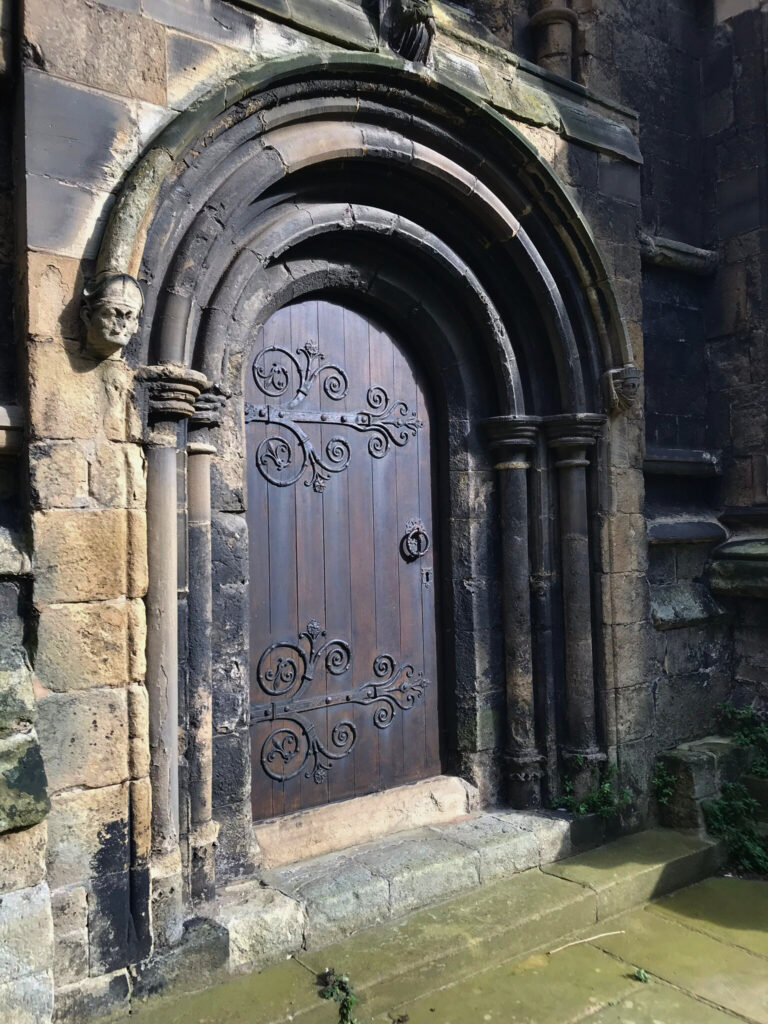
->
[588,985,744,1023]
[649,876,768,957]
[592,906,768,1023]
[366,944,641,1024]
[543,828,724,918]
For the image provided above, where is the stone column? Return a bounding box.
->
[545,414,606,799]
[482,416,543,808]
[529,0,578,80]
[186,391,225,903]
[139,363,209,944]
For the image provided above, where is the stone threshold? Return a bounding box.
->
[252,775,479,869]
[123,826,725,1024]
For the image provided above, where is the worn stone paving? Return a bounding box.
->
[126,870,767,1023]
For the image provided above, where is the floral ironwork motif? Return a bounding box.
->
[246,340,423,492]
[251,620,428,784]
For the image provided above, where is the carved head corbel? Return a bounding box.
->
[81,273,144,358]
[603,364,641,413]
[379,0,436,63]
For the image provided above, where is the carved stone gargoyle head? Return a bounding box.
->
[380,0,436,63]
[603,364,641,412]
[81,273,144,358]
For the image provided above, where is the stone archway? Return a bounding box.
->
[83,58,639,939]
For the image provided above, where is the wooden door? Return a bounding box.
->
[246,299,441,821]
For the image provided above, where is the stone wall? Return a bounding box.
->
[5,0,766,1018]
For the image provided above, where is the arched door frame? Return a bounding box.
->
[84,60,639,932]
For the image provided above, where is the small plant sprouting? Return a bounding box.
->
[717,701,768,778]
[633,967,649,983]
[651,761,676,807]
[560,765,632,820]
[319,968,362,1024]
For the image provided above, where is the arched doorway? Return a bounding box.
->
[246,299,441,819]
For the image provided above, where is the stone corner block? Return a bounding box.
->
[0,881,54,985]
[0,821,48,895]
[33,510,129,603]
[217,884,305,972]
[51,968,131,1024]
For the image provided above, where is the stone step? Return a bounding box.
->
[127,827,724,1024]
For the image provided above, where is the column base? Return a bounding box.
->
[150,849,184,948]
[190,820,219,904]
[505,751,545,809]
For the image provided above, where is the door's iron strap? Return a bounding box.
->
[251,622,429,784]
[245,339,423,493]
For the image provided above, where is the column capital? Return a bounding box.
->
[481,416,541,467]
[138,363,210,422]
[189,384,230,431]
[545,413,606,449]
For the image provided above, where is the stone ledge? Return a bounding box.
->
[219,808,577,976]
[253,774,478,868]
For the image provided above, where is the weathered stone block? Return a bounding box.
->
[0,648,36,737]
[166,29,252,111]
[0,524,31,575]
[25,0,166,104]
[217,885,305,971]
[87,442,146,509]
[504,810,573,864]
[36,688,129,793]
[0,821,47,895]
[28,340,100,442]
[25,174,114,261]
[354,834,479,916]
[211,512,248,585]
[431,814,540,883]
[0,733,50,833]
[0,581,23,649]
[24,70,143,191]
[127,509,148,598]
[0,881,54,983]
[51,886,88,986]
[143,0,255,50]
[101,360,142,443]
[128,598,147,681]
[52,969,130,1023]
[33,509,128,603]
[29,441,90,509]
[46,783,129,888]
[26,251,86,343]
[36,600,130,691]
[0,969,54,1024]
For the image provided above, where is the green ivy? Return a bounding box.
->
[560,765,632,820]
[717,701,768,778]
[703,782,768,875]
[651,761,676,806]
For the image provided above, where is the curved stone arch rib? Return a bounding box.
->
[185,202,523,412]
[149,119,585,410]
[95,55,633,382]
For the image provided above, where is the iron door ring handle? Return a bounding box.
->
[401,519,430,562]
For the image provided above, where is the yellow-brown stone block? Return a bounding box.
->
[36,600,130,691]
[26,251,86,342]
[127,598,147,681]
[28,340,101,441]
[29,441,90,509]
[33,509,128,602]
[36,688,129,793]
[46,783,129,888]
[127,510,148,598]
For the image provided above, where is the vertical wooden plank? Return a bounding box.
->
[393,341,427,785]
[246,320,274,821]
[343,305,379,798]
[418,382,442,776]
[370,316,403,793]
[263,306,299,819]
[318,300,355,805]
[290,300,329,812]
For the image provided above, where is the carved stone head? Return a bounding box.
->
[81,273,144,358]
[380,0,436,62]
[605,364,641,412]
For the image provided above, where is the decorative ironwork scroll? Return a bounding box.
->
[251,620,428,784]
[246,340,423,492]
